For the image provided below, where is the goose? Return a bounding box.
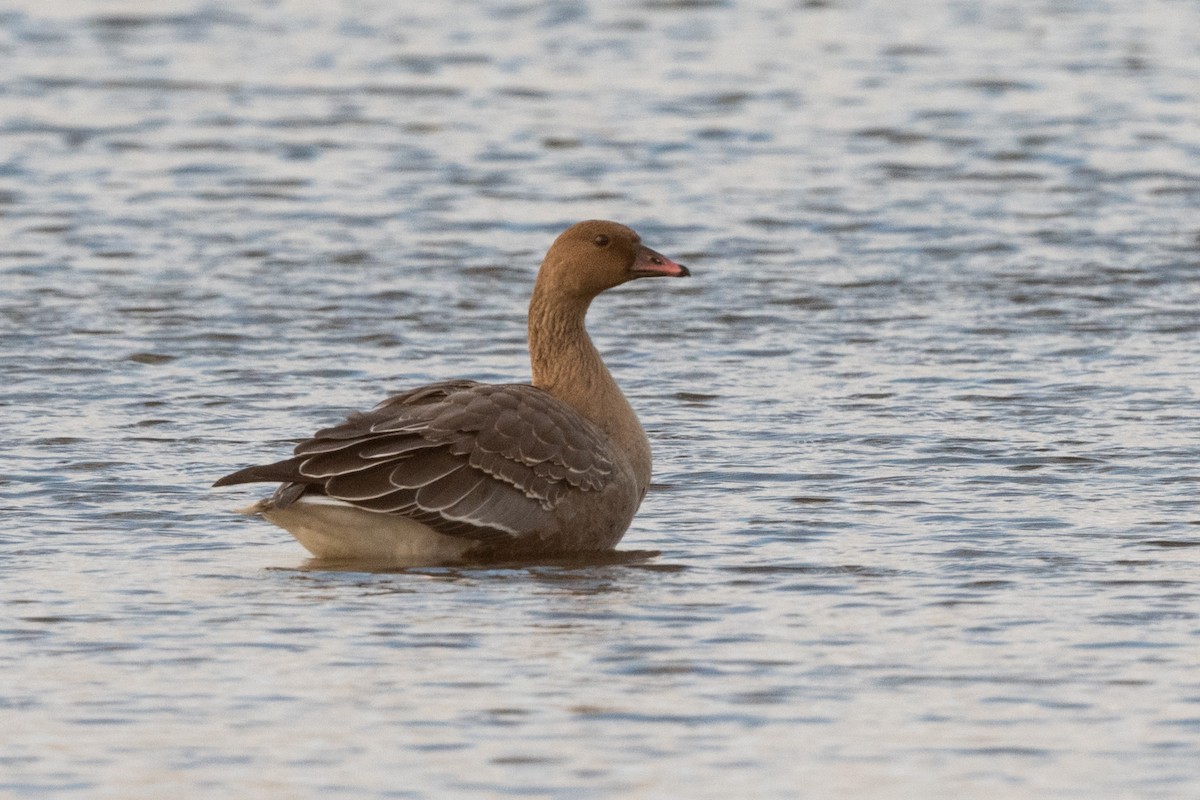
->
[213,220,690,564]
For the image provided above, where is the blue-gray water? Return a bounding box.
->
[3,1,1200,797]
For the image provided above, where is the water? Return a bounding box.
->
[3,0,1200,796]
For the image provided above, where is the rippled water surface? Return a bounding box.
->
[4,0,1200,797]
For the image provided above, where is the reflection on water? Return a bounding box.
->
[292,549,668,574]
[3,0,1200,797]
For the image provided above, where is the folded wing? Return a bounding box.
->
[214,380,617,542]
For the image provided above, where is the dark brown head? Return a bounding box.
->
[535,220,689,301]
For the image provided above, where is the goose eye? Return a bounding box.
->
[593,234,610,247]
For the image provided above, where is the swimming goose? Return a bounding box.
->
[213,220,689,564]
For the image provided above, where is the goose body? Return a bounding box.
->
[214,220,689,564]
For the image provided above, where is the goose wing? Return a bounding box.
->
[214,380,617,542]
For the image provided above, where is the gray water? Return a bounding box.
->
[3,0,1200,797]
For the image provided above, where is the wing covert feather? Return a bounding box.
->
[268,381,618,542]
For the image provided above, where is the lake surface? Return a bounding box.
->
[3,0,1199,797]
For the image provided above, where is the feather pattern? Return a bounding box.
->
[216,380,618,542]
